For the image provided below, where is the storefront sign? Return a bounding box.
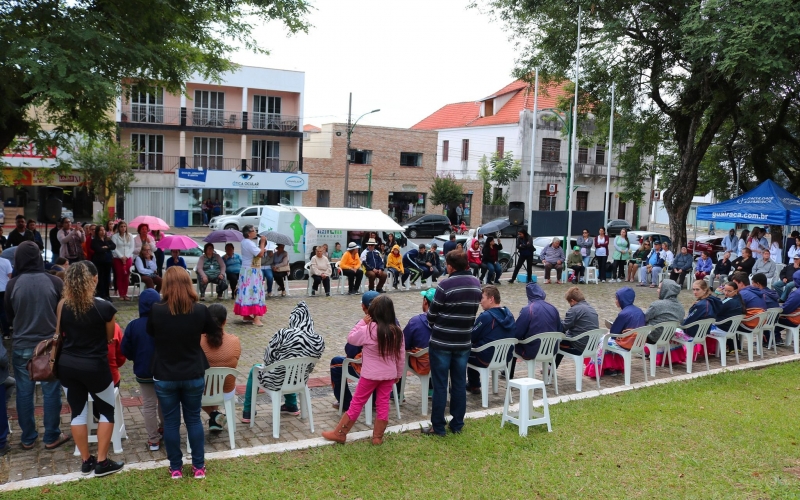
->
[2,168,83,186]
[175,169,308,191]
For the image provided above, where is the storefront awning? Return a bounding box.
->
[293,207,404,232]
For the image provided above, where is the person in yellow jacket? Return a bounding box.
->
[386,244,405,290]
[340,242,364,294]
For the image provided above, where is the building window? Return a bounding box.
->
[131,134,163,170]
[252,95,282,130]
[193,137,224,170]
[252,140,281,172]
[496,137,505,156]
[316,190,330,207]
[596,144,606,165]
[400,152,422,167]
[347,191,369,208]
[539,190,556,211]
[578,147,588,164]
[461,139,469,161]
[542,138,560,162]
[130,87,163,123]
[576,191,588,211]
[442,140,449,161]
[193,90,225,127]
[349,149,372,165]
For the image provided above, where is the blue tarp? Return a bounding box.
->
[696,180,800,225]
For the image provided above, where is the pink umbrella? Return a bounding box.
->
[129,215,170,231]
[156,235,198,251]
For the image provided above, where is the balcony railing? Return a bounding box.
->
[185,157,242,171]
[189,109,242,129]
[121,105,181,125]
[133,154,180,172]
[250,159,299,173]
[250,112,300,132]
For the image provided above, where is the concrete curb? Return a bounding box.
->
[2,353,798,492]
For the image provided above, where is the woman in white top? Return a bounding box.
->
[737,229,750,258]
[133,223,156,259]
[110,220,135,301]
[787,237,800,262]
[234,225,267,327]
[134,243,162,292]
[309,246,331,296]
[770,234,783,264]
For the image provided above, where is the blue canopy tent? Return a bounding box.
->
[696,179,800,226]
[696,179,800,260]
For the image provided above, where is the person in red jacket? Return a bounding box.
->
[467,239,482,278]
[107,323,126,387]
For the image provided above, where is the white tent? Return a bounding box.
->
[292,206,404,232]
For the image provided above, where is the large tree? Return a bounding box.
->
[481,0,800,248]
[0,0,311,158]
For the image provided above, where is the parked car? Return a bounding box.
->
[208,205,268,231]
[532,236,581,266]
[606,219,632,236]
[477,218,530,238]
[402,214,451,239]
[687,236,724,262]
[427,235,513,272]
[628,231,672,256]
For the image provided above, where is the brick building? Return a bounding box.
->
[303,124,484,226]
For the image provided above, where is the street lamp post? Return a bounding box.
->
[343,92,380,207]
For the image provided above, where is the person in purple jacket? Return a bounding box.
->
[510,278,562,377]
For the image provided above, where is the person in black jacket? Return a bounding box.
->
[148,266,216,479]
[730,248,756,276]
[508,230,534,284]
[480,236,503,284]
[49,218,62,263]
[90,226,116,300]
[7,215,33,248]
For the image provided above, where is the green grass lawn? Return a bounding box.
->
[7,362,800,499]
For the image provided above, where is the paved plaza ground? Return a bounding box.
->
[1,273,796,486]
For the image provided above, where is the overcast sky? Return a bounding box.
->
[232,0,519,128]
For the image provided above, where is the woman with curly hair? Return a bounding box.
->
[57,261,124,477]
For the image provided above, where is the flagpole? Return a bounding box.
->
[527,68,539,236]
[605,82,615,229]
[565,5,581,255]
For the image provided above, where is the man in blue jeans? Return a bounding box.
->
[5,241,68,450]
[423,250,481,436]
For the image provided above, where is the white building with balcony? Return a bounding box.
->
[412,79,652,229]
[116,65,308,227]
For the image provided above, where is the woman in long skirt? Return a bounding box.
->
[234,225,267,326]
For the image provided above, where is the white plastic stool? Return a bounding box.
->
[501,377,551,436]
[586,267,599,284]
[73,387,128,455]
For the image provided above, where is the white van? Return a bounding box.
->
[208,205,268,231]
[258,206,406,281]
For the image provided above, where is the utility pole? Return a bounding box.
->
[366,169,373,208]
[526,68,539,237]
[343,92,352,207]
[605,82,615,229]
[565,4,581,252]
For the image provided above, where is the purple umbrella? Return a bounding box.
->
[203,230,244,243]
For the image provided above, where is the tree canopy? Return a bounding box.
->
[480,0,800,248]
[429,174,465,209]
[71,139,137,213]
[0,0,311,159]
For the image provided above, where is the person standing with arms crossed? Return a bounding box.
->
[422,250,481,437]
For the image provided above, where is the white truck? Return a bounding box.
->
[258,205,406,281]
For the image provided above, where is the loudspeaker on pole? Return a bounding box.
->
[508,201,525,226]
[37,186,63,224]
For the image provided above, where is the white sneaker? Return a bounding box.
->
[601,280,606,283]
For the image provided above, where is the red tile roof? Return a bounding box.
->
[411,79,571,130]
[303,124,321,132]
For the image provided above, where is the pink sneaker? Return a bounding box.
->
[170,467,183,479]
[192,466,206,479]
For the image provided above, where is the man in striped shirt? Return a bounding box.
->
[422,250,481,436]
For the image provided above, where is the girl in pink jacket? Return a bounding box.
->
[322,295,405,445]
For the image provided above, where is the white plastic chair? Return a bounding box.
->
[556,328,607,391]
[71,387,127,456]
[468,338,518,408]
[709,315,745,366]
[304,262,313,296]
[644,321,680,377]
[338,358,401,424]
[249,357,317,438]
[335,262,365,295]
[761,307,784,354]
[195,269,228,299]
[399,348,430,415]
[513,333,564,395]
[737,311,770,362]
[778,311,800,354]
[200,368,240,450]
[602,325,655,386]
[128,266,147,299]
[671,319,715,373]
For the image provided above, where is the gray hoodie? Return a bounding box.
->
[5,241,63,351]
[644,279,685,343]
